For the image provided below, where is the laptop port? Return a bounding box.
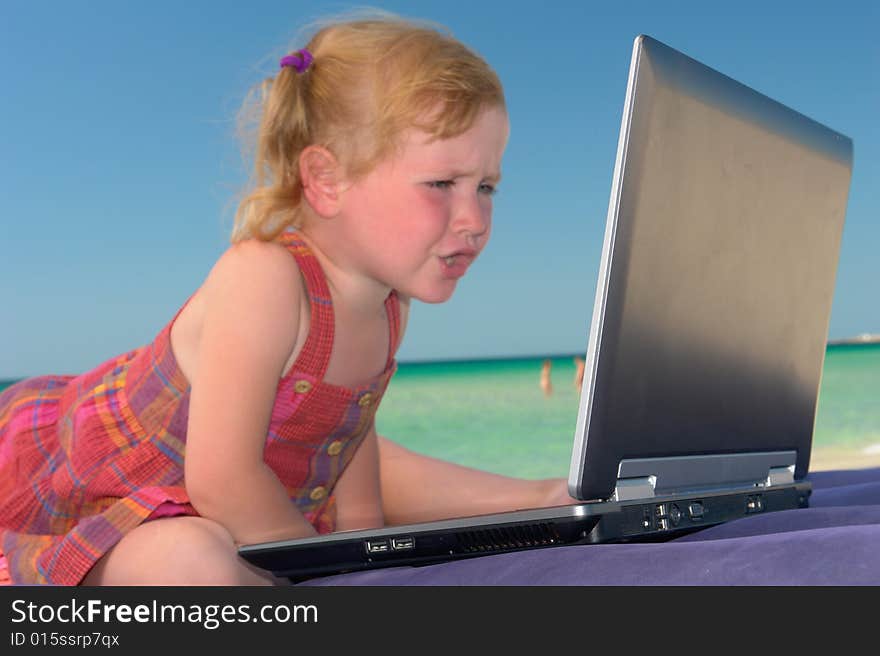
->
[657,518,669,531]
[365,540,390,554]
[391,537,415,551]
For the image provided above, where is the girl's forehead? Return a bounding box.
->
[401,107,509,159]
[367,106,507,179]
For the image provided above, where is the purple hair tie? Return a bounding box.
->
[280,49,314,74]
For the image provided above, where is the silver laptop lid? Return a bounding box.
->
[569,35,853,501]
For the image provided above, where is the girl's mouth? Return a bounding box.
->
[439,252,475,279]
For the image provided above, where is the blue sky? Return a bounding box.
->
[1,0,877,378]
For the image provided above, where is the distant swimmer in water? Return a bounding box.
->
[540,359,553,397]
[573,356,585,389]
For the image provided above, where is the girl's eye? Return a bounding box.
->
[426,180,497,196]
[427,180,455,190]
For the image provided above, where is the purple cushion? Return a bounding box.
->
[301,468,880,586]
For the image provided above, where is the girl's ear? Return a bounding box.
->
[299,145,345,218]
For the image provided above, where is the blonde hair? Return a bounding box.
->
[232,13,506,242]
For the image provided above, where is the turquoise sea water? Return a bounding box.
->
[376,344,880,478]
[2,344,878,479]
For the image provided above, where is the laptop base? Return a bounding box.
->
[240,481,811,582]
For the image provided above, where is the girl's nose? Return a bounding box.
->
[452,194,490,241]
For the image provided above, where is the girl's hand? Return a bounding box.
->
[540,478,581,508]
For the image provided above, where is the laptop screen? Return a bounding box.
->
[568,35,853,501]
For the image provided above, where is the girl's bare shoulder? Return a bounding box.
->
[199,240,304,352]
[172,240,305,384]
[207,239,302,290]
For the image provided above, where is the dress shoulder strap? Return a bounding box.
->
[278,230,402,378]
[277,231,335,379]
[383,290,401,369]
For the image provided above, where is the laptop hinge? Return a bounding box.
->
[613,476,657,501]
[763,465,795,487]
[613,450,798,501]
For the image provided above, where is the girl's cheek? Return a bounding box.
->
[419,187,451,211]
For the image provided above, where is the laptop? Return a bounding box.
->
[238,35,853,581]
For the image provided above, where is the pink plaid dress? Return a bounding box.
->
[0,232,400,585]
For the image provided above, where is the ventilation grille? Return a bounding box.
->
[457,523,562,553]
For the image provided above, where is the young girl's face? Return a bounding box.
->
[336,105,509,303]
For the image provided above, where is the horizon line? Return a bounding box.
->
[2,337,878,382]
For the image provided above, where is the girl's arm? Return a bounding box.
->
[332,425,384,531]
[374,298,577,525]
[183,240,317,546]
[377,436,577,526]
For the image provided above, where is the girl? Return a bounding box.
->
[0,14,574,586]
